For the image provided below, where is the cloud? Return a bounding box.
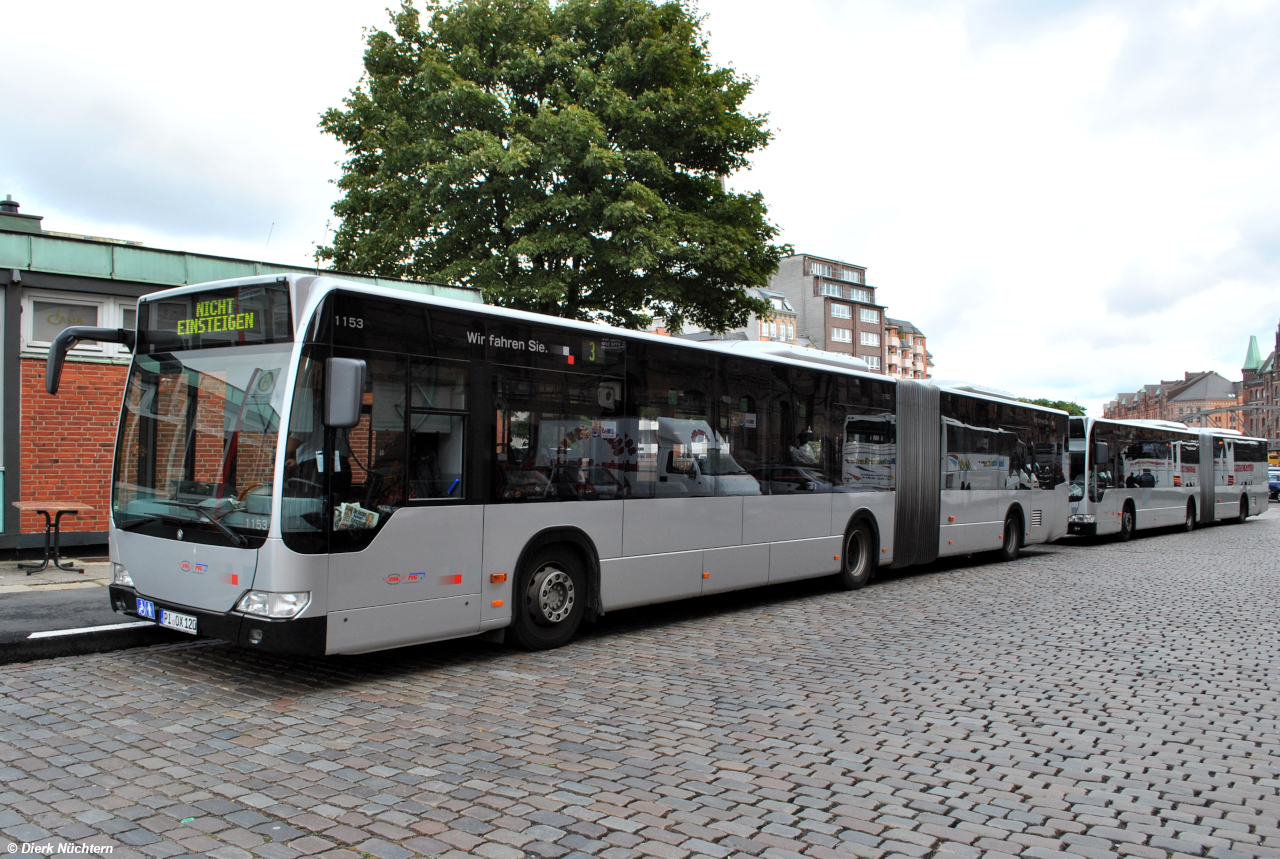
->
[1095,2,1280,141]
[0,0,391,262]
[5,0,1280,419]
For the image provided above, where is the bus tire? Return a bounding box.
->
[1183,499,1196,532]
[1235,495,1248,523]
[838,521,875,590]
[1118,503,1135,541]
[997,510,1021,562]
[510,546,586,651]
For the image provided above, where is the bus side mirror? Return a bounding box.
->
[1094,441,1109,464]
[325,358,366,428]
[46,326,137,395]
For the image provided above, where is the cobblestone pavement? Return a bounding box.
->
[2,513,1278,859]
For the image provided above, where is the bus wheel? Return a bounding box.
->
[1235,495,1249,523]
[511,547,586,651]
[1118,504,1135,541]
[997,512,1021,562]
[838,522,874,590]
[1183,500,1196,532]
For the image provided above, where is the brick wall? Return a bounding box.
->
[19,358,127,534]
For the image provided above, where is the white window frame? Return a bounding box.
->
[863,355,881,369]
[810,262,835,278]
[830,327,852,343]
[830,303,852,319]
[860,308,879,324]
[850,288,872,303]
[819,282,843,299]
[860,331,880,347]
[841,269,862,283]
[22,289,136,358]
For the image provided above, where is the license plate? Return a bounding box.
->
[159,609,198,635]
[136,598,156,620]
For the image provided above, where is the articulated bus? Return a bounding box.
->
[1067,416,1269,538]
[48,275,1070,656]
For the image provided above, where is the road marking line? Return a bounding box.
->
[28,622,154,639]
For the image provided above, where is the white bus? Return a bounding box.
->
[1067,416,1269,538]
[47,275,1069,655]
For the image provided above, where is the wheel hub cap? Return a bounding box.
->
[528,566,574,625]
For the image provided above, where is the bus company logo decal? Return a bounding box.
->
[384,573,427,585]
[179,561,208,575]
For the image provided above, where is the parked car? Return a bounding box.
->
[1268,467,1280,501]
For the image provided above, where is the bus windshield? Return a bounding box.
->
[1069,452,1085,501]
[112,343,292,546]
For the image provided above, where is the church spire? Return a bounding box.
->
[1243,335,1262,371]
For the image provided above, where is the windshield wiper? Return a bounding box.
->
[157,501,249,548]
[117,514,168,531]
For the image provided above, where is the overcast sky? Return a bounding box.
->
[5,0,1279,413]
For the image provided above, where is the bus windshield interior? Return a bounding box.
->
[112,344,292,546]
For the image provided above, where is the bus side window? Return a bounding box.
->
[408,358,468,500]
[338,355,407,522]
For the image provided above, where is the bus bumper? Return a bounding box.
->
[108,585,327,656]
[1067,514,1097,535]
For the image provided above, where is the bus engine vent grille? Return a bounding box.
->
[1031,509,1042,528]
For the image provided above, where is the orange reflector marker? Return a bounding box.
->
[442,574,462,585]
[882,547,887,552]
[492,599,504,608]
[490,573,507,583]
[702,572,710,578]
[948,540,953,545]
[948,516,955,522]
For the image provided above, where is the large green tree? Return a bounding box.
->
[319,0,788,332]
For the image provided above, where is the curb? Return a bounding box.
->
[0,623,189,665]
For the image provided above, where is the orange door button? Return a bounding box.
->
[490,573,507,584]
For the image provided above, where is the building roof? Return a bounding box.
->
[886,317,923,336]
[1244,335,1263,371]
[1167,371,1238,403]
[0,196,482,304]
[789,253,866,270]
[753,287,795,313]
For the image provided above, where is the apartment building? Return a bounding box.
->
[747,287,799,344]
[1241,324,1280,446]
[1104,371,1243,431]
[663,287,799,345]
[766,254,886,370]
[884,317,933,380]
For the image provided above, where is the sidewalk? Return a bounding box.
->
[0,555,113,592]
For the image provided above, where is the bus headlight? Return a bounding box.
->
[236,590,311,619]
[111,563,134,586]
[1068,514,1096,524]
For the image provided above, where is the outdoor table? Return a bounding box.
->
[11,501,93,575]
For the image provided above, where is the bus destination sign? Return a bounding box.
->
[140,280,293,352]
[175,298,259,336]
